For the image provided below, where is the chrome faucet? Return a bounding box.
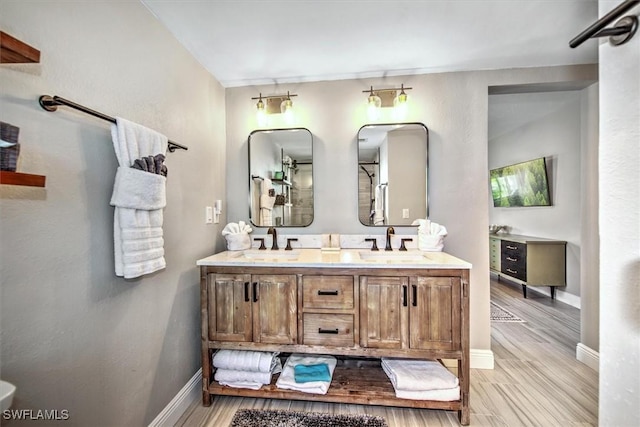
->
[385,226,395,251]
[267,227,279,250]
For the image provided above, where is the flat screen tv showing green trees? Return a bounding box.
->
[490,157,551,207]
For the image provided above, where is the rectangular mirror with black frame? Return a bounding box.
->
[248,128,313,227]
[358,123,428,226]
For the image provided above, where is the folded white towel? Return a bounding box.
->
[276,354,337,395]
[214,369,273,385]
[110,117,168,279]
[111,167,166,210]
[381,358,458,391]
[216,380,263,390]
[381,361,459,401]
[212,350,280,373]
[394,385,460,401]
[260,194,276,210]
[261,178,273,194]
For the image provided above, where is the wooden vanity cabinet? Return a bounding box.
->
[360,276,461,351]
[206,273,297,344]
[200,265,470,425]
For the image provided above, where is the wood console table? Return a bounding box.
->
[489,234,566,299]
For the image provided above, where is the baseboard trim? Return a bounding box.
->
[576,343,599,371]
[492,273,581,308]
[470,349,495,369]
[148,369,201,427]
[527,286,581,308]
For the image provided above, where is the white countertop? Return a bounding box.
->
[197,248,471,269]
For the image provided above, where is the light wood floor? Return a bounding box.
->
[175,277,598,426]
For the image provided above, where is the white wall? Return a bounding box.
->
[224,64,597,352]
[0,2,226,426]
[488,91,585,299]
[598,1,640,425]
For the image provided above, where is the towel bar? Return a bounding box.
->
[38,95,188,152]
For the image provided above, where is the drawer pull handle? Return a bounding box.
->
[318,328,339,334]
[412,284,417,307]
[506,268,518,274]
[402,285,408,307]
[252,282,258,302]
[317,290,339,296]
[506,245,518,250]
[506,256,518,262]
[244,281,250,302]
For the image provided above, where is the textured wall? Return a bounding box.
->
[0,1,226,426]
[598,1,640,424]
[224,64,597,352]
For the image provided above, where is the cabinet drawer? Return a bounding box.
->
[303,314,354,346]
[302,276,354,309]
[501,262,527,281]
[501,240,526,258]
[501,252,525,269]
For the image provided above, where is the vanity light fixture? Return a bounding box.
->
[251,91,298,126]
[363,84,413,120]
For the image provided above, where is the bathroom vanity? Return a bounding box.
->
[197,248,471,425]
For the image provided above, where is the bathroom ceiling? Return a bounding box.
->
[141,0,599,88]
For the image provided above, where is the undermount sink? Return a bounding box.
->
[358,251,427,262]
[236,249,301,260]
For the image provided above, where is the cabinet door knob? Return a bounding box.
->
[506,256,518,262]
[252,282,259,302]
[244,281,250,302]
[318,289,339,296]
[412,285,418,307]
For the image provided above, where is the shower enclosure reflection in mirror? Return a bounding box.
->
[248,128,314,227]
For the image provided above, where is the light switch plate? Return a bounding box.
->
[205,206,213,224]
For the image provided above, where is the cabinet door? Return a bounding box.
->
[253,275,297,344]
[409,276,461,351]
[208,273,252,342]
[360,276,408,349]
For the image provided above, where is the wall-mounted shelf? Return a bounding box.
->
[0,31,41,63]
[0,171,46,187]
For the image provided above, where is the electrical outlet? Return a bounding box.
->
[205,206,213,224]
[402,208,410,219]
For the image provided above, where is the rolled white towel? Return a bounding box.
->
[212,350,280,373]
[381,358,458,391]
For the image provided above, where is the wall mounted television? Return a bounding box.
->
[490,157,551,207]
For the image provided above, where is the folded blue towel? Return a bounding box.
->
[294,363,331,383]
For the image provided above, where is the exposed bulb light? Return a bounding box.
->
[281,91,294,125]
[256,93,267,127]
[367,86,382,120]
[393,84,409,120]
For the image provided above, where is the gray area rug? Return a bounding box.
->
[490,301,525,322]
[229,409,389,427]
